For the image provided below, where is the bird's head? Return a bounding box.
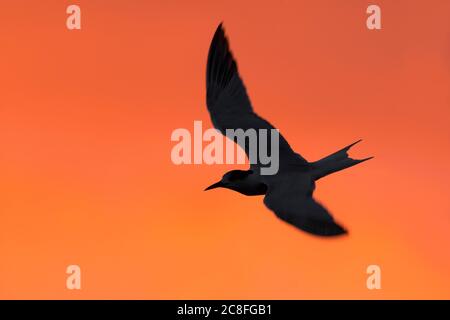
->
[204,170,252,191]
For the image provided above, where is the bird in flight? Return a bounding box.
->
[204,24,372,236]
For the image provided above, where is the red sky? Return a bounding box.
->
[1,0,450,299]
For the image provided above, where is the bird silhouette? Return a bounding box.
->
[204,24,373,236]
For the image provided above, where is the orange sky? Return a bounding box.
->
[1,0,450,299]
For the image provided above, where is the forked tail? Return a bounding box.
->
[311,139,373,180]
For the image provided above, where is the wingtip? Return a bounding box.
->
[211,22,227,46]
[328,224,348,237]
[215,22,225,35]
[304,220,349,237]
[324,218,349,236]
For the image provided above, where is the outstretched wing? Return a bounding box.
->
[206,23,308,168]
[263,173,347,236]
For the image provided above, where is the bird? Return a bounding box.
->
[204,23,373,236]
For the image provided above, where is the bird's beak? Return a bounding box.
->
[204,181,224,191]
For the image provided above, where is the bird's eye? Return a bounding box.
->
[228,170,249,181]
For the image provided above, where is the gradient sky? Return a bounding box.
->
[1,0,450,299]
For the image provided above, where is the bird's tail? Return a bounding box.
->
[311,140,373,181]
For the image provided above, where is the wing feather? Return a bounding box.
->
[206,24,308,168]
[263,173,347,236]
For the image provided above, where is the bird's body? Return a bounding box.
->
[204,24,372,237]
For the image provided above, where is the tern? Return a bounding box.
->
[204,24,372,236]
